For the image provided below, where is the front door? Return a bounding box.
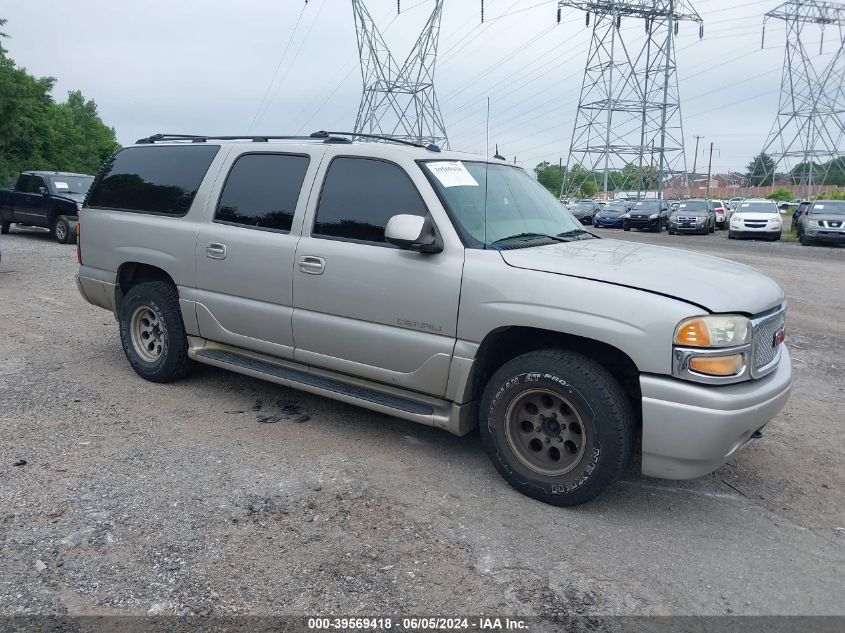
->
[194,150,317,359]
[292,155,464,396]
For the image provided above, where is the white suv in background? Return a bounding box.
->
[728,199,783,241]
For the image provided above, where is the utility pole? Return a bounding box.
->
[705,141,714,199]
[352,0,449,148]
[558,0,703,201]
[691,134,703,177]
[756,1,845,198]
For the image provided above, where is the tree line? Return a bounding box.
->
[0,18,119,187]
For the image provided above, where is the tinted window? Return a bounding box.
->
[314,158,427,243]
[679,200,709,212]
[214,154,310,232]
[16,175,32,192]
[30,175,47,192]
[48,175,94,195]
[88,145,220,215]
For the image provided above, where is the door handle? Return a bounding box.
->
[206,242,227,260]
[299,255,325,275]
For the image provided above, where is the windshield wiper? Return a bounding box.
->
[557,229,599,240]
[491,232,573,245]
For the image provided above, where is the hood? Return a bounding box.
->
[500,239,784,314]
[732,212,781,221]
[55,192,86,204]
[808,213,845,224]
[598,209,625,217]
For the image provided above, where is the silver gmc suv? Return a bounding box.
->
[76,133,793,506]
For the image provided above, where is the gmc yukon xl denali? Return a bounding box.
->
[76,133,793,506]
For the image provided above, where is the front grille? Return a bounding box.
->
[744,221,767,228]
[752,310,785,376]
[823,220,842,228]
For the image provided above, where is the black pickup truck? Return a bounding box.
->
[0,171,95,244]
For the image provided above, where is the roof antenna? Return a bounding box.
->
[494,144,506,161]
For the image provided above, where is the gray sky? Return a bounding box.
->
[2,0,834,173]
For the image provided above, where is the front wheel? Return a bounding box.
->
[52,216,74,244]
[479,350,634,507]
[118,281,192,383]
[800,232,813,246]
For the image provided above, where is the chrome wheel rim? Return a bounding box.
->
[130,306,164,362]
[55,222,66,241]
[504,388,587,476]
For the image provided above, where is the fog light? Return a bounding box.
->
[689,354,744,376]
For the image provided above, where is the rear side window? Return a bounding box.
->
[87,145,220,215]
[214,153,310,232]
[16,175,33,192]
[313,157,427,244]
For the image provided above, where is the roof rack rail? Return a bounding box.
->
[313,131,442,152]
[135,133,351,145]
[134,132,443,152]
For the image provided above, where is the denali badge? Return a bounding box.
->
[773,328,786,348]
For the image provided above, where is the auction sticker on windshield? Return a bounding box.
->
[427,161,479,188]
[54,182,69,189]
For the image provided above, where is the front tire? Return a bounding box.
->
[800,232,813,246]
[118,281,192,383]
[479,350,634,507]
[53,216,73,244]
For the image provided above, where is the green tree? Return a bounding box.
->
[534,161,565,198]
[746,152,776,187]
[0,36,119,186]
[766,188,792,202]
[579,179,597,198]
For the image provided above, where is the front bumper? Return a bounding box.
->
[640,345,792,479]
[624,217,660,230]
[805,228,845,243]
[669,222,707,233]
[593,218,624,228]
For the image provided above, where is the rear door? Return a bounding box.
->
[11,175,33,223]
[194,148,322,359]
[291,152,464,396]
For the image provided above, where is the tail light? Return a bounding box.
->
[76,223,81,264]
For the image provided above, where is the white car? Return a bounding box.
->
[728,199,783,241]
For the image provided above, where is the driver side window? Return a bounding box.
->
[313,157,428,245]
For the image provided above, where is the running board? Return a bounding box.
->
[189,342,476,435]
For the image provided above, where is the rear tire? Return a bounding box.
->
[479,349,634,507]
[118,281,192,383]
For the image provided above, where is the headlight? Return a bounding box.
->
[696,217,705,223]
[809,219,819,227]
[76,202,83,212]
[674,315,752,348]
[649,213,659,220]
[623,213,630,219]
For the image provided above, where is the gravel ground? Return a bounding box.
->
[1,225,844,620]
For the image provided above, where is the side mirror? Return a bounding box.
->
[385,214,442,253]
[38,186,48,195]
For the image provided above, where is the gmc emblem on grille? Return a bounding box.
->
[772,328,786,348]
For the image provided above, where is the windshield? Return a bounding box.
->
[632,201,662,211]
[736,201,778,214]
[422,161,584,246]
[49,175,94,195]
[603,204,627,213]
[677,200,708,212]
[811,201,845,215]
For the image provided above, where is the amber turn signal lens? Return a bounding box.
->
[675,319,711,347]
[689,354,744,377]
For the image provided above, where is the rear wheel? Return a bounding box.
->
[479,349,634,506]
[118,281,192,383]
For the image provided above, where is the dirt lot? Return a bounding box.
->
[1,225,844,620]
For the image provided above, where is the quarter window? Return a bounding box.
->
[214,154,310,232]
[313,157,427,244]
[87,145,220,215]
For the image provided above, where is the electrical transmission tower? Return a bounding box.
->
[352,0,449,148]
[559,1,703,200]
[755,1,845,197]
